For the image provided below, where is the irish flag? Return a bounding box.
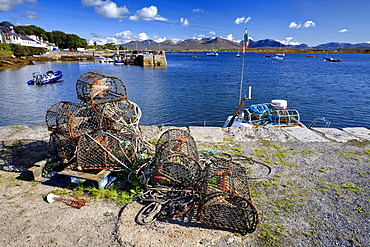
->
[243,29,249,52]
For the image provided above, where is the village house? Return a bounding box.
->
[0,26,58,51]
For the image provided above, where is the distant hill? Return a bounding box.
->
[121,37,369,51]
[314,42,370,49]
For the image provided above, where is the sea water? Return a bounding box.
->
[0,52,369,128]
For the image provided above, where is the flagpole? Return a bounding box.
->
[238,28,248,104]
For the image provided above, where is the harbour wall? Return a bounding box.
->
[1,125,369,143]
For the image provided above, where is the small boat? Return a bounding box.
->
[324,57,341,62]
[224,96,305,128]
[206,52,218,56]
[275,53,285,56]
[273,56,285,60]
[307,55,315,58]
[27,70,63,85]
[124,54,136,65]
[113,54,125,65]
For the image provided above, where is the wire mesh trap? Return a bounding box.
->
[151,153,202,188]
[202,158,252,199]
[46,101,105,138]
[196,192,258,235]
[76,131,142,170]
[155,129,199,161]
[76,71,127,105]
[135,129,259,235]
[48,133,78,160]
[93,99,142,127]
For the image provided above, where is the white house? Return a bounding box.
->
[0,26,58,51]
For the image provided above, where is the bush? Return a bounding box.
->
[10,44,46,57]
[0,43,13,56]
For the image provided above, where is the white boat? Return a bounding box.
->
[206,52,218,56]
[223,96,305,128]
[113,54,125,65]
[273,56,285,60]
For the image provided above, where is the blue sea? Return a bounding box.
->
[0,52,369,129]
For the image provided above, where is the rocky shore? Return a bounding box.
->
[0,125,369,246]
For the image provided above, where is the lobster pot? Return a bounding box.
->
[152,153,202,188]
[46,101,104,138]
[155,129,198,161]
[76,71,127,105]
[93,99,142,126]
[202,159,251,199]
[270,109,300,126]
[76,131,140,170]
[48,133,78,160]
[196,193,258,235]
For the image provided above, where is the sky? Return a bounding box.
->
[1,0,369,47]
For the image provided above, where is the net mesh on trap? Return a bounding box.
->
[46,101,104,138]
[152,153,202,188]
[149,129,201,187]
[155,129,199,161]
[76,71,127,104]
[48,133,78,160]
[76,131,141,170]
[93,99,142,127]
[196,192,258,235]
[202,158,251,199]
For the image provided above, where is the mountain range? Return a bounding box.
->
[122,37,370,51]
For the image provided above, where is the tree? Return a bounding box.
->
[14,25,48,40]
[0,21,15,27]
[102,43,116,50]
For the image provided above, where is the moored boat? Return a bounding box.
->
[113,54,125,65]
[27,70,63,85]
[206,52,218,56]
[223,97,305,128]
[324,57,341,62]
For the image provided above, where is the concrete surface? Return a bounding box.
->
[1,125,369,143]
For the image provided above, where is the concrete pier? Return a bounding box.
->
[136,52,167,67]
[1,125,369,143]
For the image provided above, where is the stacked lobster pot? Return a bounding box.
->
[136,129,259,235]
[196,154,259,235]
[46,71,145,171]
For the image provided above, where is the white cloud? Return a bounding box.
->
[289,21,316,29]
[0,0,37,12]
[289,22,299,28]
[338,28,350,33]
[192,9,204,13]
[114,30,134,40]
[88,36,118,45]
[180,18,189,26]
[81,0,105,7]
[137,32,149,41]
[94,1,129,18]
[129,5,167,21]
[209,31,216,35]
[153,34,166,43]
[21,10,39,19]
[226,34,234,41]
[303,21,315,28]
[277,37,301,46]
[234,16,251,24]
[113,30,154,43]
